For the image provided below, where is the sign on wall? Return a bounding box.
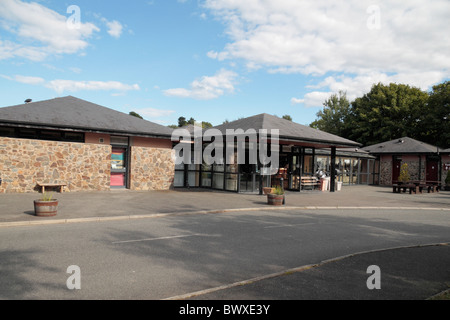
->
[444,163,450,171]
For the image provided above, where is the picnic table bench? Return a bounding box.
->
[393,181,441,194]
[392,183,419,194]
[301,176,321,190]
[37,182,67,193]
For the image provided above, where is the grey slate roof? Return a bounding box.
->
[315,148,376,159]
[209,113,361,148]
[362,137,441,154]
[0,96,173,138]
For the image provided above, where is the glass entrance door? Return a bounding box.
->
[290,154,301,190]
[239,163,257,192]
[111,147,127,187]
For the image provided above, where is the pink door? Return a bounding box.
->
[111,148,127,187]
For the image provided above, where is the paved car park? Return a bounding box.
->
[0,186,449,300]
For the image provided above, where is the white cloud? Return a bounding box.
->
[101,18,123,38]
[204,0,450,105]
[291,92,333,108]
[13,75,46,85]
[1,74,45,85]
[0,0,99,61]
[164,69,238,100]
[2,74,140,94]
[106,20,123,38]
[46,80,140,94]
[301,71,447,107]
[134,108,175,119]
[69,67,82,74]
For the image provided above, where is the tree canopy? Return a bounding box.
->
[168,116,213,129]
[310,91,351,138]
[310,81,449,148]
[129,111,143,119]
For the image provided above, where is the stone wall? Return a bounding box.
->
[0,137,111,193]
[442,154,450,188]
[129,146,175,191]
[401,155,422,181]
[379,154,437,186]
[379,156,392,185]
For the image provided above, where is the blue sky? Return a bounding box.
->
[1,0,449,127]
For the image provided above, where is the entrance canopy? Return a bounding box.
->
[211,113,361,149]
[174,113,361,193]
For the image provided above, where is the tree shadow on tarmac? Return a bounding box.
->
[105,209,450,300]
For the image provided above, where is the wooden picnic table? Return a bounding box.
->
[392,181,441,194]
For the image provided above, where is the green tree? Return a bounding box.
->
[349,83,428,146]
[129,111,143,119]
[422,81,450,148]
[282,115,293,121]
[310,91,351,138]
[201,121,213,129]
[398,163,410,182]
[178,117,187,127]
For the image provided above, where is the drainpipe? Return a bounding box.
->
[330,147,336,192]
[418,155,422,182]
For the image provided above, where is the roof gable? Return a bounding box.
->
[0,96,173,138]
[363,137,441,154]
[211,113,360,147]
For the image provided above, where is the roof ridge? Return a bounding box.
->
[0,96,174,137]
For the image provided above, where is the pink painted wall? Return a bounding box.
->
[85,132,111,145]
[132,136,172,149]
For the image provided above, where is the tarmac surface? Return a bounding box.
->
[0,185,449,300]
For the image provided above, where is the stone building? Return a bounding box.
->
[0,96,175,193]
[363,137,444,186]
[442,148,450,189]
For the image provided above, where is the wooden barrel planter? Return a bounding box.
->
[267,193,284,206]
[34,200,58,217]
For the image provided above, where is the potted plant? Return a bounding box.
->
[267,185,285,206]
[445,171,450,191]
[398,163,410,184]
[34,192,58,217]
[263,187,275,195]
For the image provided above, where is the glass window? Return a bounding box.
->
[174,171,185,187]
[303,155,313,176]
[225,174,238,191]
[40,130,63,141]
[63,132,84,142]
[18,128,37,139]
[110,136,129,146]
[0,127,15,137]
[187,171,200,187]
[214,163,225,172]
[201,172,212,187]
[213,173,224,189]
[316,156,328,176]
